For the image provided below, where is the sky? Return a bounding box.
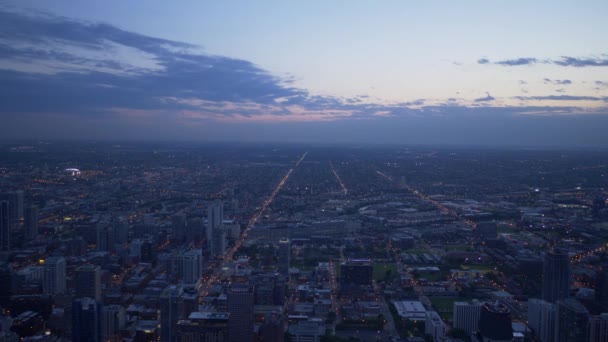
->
[1,1,608,146]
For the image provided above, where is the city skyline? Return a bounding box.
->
[1,1,608,146]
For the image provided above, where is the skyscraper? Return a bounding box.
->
[43,256,66,295]
[477,302,512,341]
[453,300,483,336]
[176,312,229,342]
[207,202,225,258]
[0,200,10,251]
[228,283,254,342]
[589,313,608,342]
[278,238,290,276]
[102,304,126,342]
[160,285,184,342]
[24,205,38,240]
[72,297,102,342]
[171,249,203,284]
[527,298,556,342]
[542,250,570,303]
[555,298,589,342]
[75,264,101,301]
[595,265,608,311]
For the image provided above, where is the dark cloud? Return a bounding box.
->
[495,58,538,66]
[518,80,527,85]
[543,78,572,85]
[477,58,490,64]
[553,56,608,67]
[474,92,495,102]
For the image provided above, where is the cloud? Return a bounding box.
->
[479,55,608,68]
[514,95,604,101]
[495,58,538,66]
[474,92,495,102]
[543,78,572,85]
[553,56,608,67]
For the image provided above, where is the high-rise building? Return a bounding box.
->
[425,311,446,341]
[589,313,608,342]
[112,215,129,246]
[43,256,66,295]
[0,262,13,307]
[595,265,608,311]
[0,191,23,222]
[228,283,254,342]
[453,300,483,336]
[176,312,229,342]
[207,202,225,258]
[278,238,290,276]
[258,312,284,342]
[0,200,10,251]
[477,302,512,342]
[75,264,101,301]
[171,249,203,284]
[527,298,556,342]
[102,304,126,342]
[555,298,589,342]
[542,249,570,303]
[160,285,184,342]
[72,297,102,342]
[24,205,38,240]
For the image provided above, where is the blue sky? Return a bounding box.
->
[1,1,608,146]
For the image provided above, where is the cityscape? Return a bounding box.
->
[2,1,608,342]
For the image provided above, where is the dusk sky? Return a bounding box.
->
[2,1,608,146]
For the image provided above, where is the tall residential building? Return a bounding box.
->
[527,298,556,342]
[0,200,10,251]
[278,238,290,276]
[555,298,589,342]
[228,283,254,342]
[207,202,225,258]
[453,300,483,335]
[160,285,184,342]
[24,205,38,240]
[75,264,101,301]
[589,313,608,342]
[72,297,102,342]
[171,249,203,284]
[176,312,229,342]
[43,256,66,295]
[0,191,23,222]
[595,265,608,311]
[477,302,512,341]
[425,311,446,342]
[542,249,570,303]
[102,305,126,342]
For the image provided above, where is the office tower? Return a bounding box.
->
[477,302,512,342]
[75,264,101,301]
[340,259,373,286]
[102,305,126,342]
[0,200,10,251]
[453,300,483,335]
[112,216,129,246]
[160,285,184,342]
[0,191,23,222]
[43,256,66,295]
[278,238,290,275]
[227,283,254,342]
[96,224,114,251]
[555,298,589,342]
[528,298,556,342]
[72,297,102,342]
[595,265,608,311]
[542,250,570,303]
[589,313,608,342]
[176,312,229,342]
[258,312,284,342]
[24,205,38,240]
[207,201,225,257]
